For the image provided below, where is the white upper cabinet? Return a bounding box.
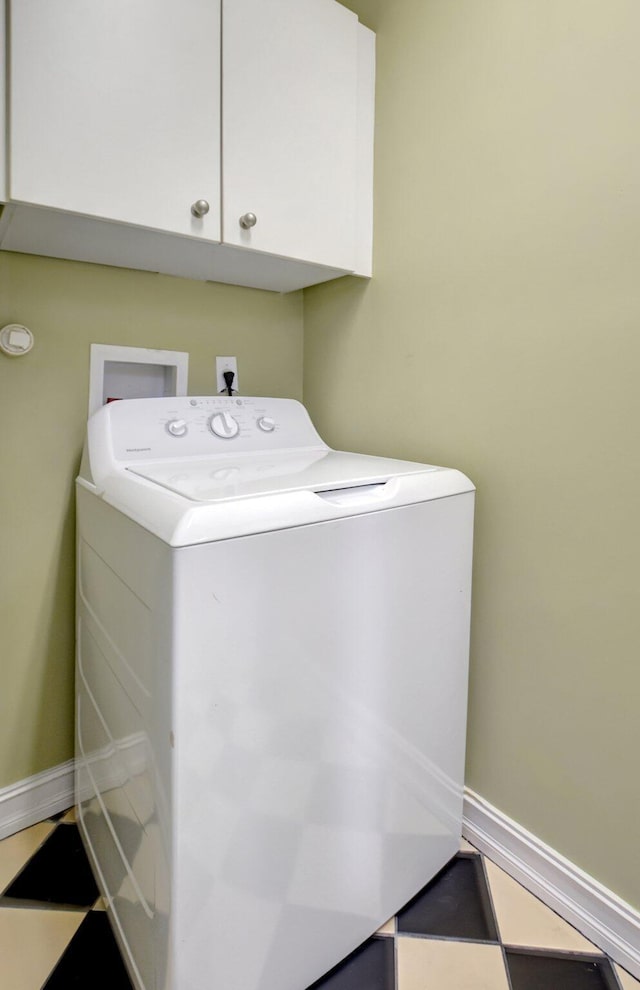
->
[222,0,358,271]
[10,0,221,241]
[0,4,6,202]
[0,0,374,291]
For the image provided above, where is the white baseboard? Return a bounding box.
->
[463,788,640,981]
[0,760,75,840]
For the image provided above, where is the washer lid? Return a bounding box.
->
[126,448,436,502]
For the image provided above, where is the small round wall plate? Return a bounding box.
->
[0,324,34,356]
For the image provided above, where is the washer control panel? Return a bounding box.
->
[100,396,326,463]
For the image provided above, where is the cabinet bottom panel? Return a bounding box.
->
[0,203,353,293]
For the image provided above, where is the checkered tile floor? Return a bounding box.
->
[1,812,638,990]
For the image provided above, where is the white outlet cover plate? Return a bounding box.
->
[216,356,239,395]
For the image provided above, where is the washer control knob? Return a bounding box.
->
[166,419,188,437]
[210,411,240,439]
[257,416,275,433]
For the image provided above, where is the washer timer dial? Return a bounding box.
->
[209,411,240,439]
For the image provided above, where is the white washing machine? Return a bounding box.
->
[75,395,474,990]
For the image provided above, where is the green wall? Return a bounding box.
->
[0,251,303,790]
[305,0,640,907]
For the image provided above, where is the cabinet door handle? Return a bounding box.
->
[239,212,257,229]
[191,199,210,218]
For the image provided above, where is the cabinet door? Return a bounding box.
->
[10,0,221,241]
[222,0,358,271]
